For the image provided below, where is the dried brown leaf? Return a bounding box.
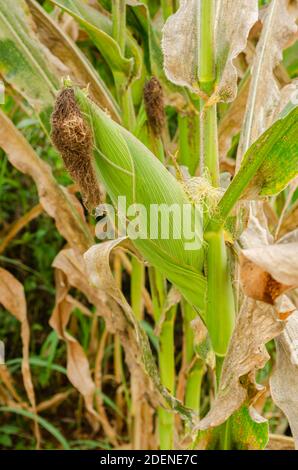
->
[241,215,298,291]
[240,255,291,304]
[84,240,195,423]
[267,434,295,450]
[219,77,250,159]
[162,0,199,93]
[51,247,166,417]
[0,365,22,403]
[238,0,298,159]
[280,201,298,236]
[49,268,97,418]
[197,297,287,431]
[270,311,298,449]
[162,0,258,102]
[36,390,72,413]
[242,243,298,288]
[154,287,181,336]
[0,268,40,446]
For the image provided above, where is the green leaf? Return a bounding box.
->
[51,0,142,86]
[27,0,121,122]
[195,406,268,450]
[127,0,164,77]
[0,0,59,130]
[214,105,298,226]
[283,41,298,79]
[229,407,268,450]
[0,406,70,450]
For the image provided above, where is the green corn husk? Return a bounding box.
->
[74,87,207,314]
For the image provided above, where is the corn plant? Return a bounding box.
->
[0,0,298,452]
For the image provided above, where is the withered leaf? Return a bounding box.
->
[197,298,288,431]
[238,0,298,158]
[0,268,40,445]
[84,239,196,423]
[240,214,298,301]
[49,267,98,418]
[162,0,258,102]
[270,311,298,449]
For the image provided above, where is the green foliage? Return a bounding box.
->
[0,0,297,452]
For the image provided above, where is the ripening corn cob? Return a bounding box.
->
[51,86,207,315]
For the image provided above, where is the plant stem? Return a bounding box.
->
[113,254,125,433]
[149,267,175,450]
[199,0,218,183]
[198,2,235,449]
[204,229,235,356]
[112,0,136,129]
[199,0,215,90]
[158,305,176,450]
[178,111,200,176]
[182,301,204,414]
[131,256,144,321]
[200,104,219,185]
[130,257,146,449]
[112,0,126,54]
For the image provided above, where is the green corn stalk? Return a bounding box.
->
[112,0,136,130]
[178,110,200,176]
[148,267,176,450]
[198,0,235,449]
[158,304,176,450]
[182,301,204,414]
[199,0,235,360]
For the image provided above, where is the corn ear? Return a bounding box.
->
[73,87,207,314]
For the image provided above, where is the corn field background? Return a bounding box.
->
[0,0,298,451]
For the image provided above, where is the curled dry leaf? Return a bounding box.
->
[197,297,289,431]
[0,203,43,254]
[0,365,22,404]
[84,239,196,423]
[280,200,298,236]
[267,434,295,450]
[238,0,298,159]
[162,0,199,93]
[52,246,192,422]
[162,0,258,102]
[214,0,258,102]
[240,214,298,302]
[154,286,181,336]
[270,311,298,449]
[240,256,291,305]
[191,316,215,370]
[0,268,40,446]
[241,243,298,293]
[51,248,120,440]
[49,267,98,420]
[218,76,250,160]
